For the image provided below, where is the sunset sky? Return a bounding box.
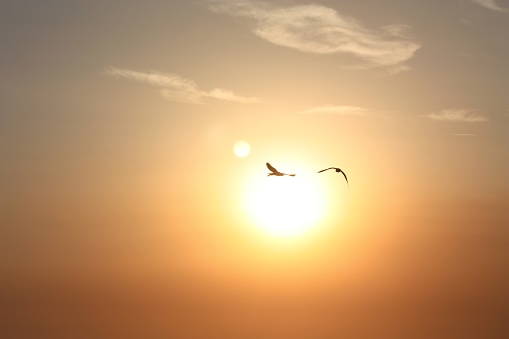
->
[1,1,509,338]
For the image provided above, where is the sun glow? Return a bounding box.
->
[233,140,251,158]
[244,169,328,238]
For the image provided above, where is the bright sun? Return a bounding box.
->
[244,169,327,238]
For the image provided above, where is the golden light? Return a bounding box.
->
[233,140,251,158]
[243,168,328,238]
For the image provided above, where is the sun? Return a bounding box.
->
[244,168,327,238]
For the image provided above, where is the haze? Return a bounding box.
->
[1,1,508,338]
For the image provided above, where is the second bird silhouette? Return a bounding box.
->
[318,167,349,187]
[267,162,296,177]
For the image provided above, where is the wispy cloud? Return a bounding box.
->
[470,0,509,13]
[299,105,370,116]
[423,108,489,122]
[205,0,421,71]
[105,67,261,104]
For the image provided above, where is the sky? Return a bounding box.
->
[1,0,509,338]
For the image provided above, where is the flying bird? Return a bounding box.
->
[318,167,349,187]
[266,162,296,177]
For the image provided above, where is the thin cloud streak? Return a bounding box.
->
[299,105,370,116]
[424,108,489,122]
[470,0,509,13]
[206,0,421,70]
[105,67,261,104]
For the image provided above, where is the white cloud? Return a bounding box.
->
[105,67,261,104]
[206,0,421,70]
[423,108,489,122]
[470,0,509,13]
[299,105,370,115]
[207,88,260,103]
[381,24,413,39]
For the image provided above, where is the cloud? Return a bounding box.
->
[206,0,421,70]
[207,88,260,103]
[299,105,370,115]
[381,24,413,39]
[105,67,261,104]
[470,0,509,13]
[423,108,489,122]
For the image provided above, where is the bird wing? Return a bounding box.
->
[318,167,334,173]
[266,162,279,174]
[339,170,349,186]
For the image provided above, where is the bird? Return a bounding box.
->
[318,167,349,187]
[266,162,296,177]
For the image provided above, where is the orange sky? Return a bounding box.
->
[1,1,509,338]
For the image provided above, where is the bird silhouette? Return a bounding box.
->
[318,167,349,187]
[266,162,296,177]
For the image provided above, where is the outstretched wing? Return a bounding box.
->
[266,162,279,174]
[318,167,334,173]
[339,170,349,187]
